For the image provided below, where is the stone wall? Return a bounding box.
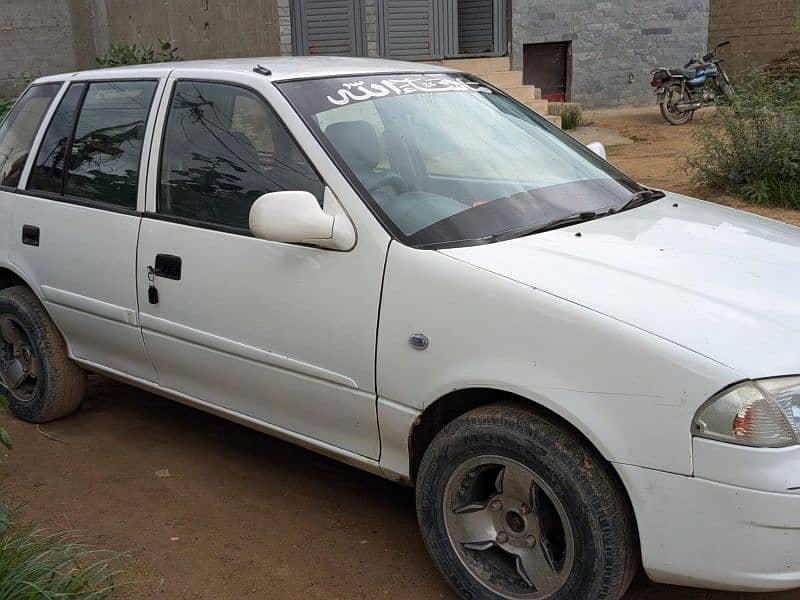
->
[511,0,710,108]
[709,0,800,75]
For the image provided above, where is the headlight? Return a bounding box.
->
[693,376,800,447]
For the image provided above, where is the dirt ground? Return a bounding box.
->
[1,106,798,600]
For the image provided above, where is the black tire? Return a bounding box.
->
[659,84,693,125]
[416,404,638,600]
[0,285,86,423]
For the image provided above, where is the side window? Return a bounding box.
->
[29,84,86,194]
[66,81,157,208]
[0,83,61,189]
[159,81,323,230]
[30,80,158,209]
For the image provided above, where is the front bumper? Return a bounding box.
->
[616,457,800,592]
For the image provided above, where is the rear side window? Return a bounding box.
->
[0,83,61,189]
[158,80,323,230]
[28,83,86,194]
[29,80,158,210]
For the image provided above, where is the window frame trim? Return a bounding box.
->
[0,81,66,193]
[21,77,163,214]
[151,77,326,236]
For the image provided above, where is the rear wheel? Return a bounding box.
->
[660,84,693,125]
[416,404,638,600]
[0,286,86,423]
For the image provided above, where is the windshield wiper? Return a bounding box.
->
[615,188,665,213]
[488,211,601,242]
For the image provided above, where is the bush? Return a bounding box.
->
[559,105,586,130]
[0,506,125,599]
[96,39,179,67]
[687,57,800,208]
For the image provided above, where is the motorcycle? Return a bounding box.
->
[651,41,735,125]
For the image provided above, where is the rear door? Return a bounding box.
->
[135,71,385,458]
[10,76,165,381]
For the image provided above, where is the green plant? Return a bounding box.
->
[0,72,33,121]
[96,39,180,68]
[0,507,125,599]
[687,57,800,208]
[559,105,586,130]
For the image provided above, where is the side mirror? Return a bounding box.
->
[586,141,607,160]
[249,190,355,250]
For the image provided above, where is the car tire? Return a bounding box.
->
[416,403,638,600]
[0,285,86,423]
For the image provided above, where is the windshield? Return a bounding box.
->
[279,73,642,248]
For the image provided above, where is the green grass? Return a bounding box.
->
[0,506,125,599]
[687,57,800,208]
[559,105,586,131]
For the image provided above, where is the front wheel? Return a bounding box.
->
[416,404,638,600]
[659,84,694,125]
[719,81,734,102]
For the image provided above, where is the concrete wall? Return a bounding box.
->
[709,0,800,75]
[0,0,281,96]
[0,0,79,95]
[511,0,710,108]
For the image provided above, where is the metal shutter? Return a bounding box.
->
[380,0,437,60]
[457,0,493,54]
[293,0,366,56]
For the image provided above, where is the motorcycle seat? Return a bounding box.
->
[668,68,696,78]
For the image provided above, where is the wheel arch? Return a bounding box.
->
[0,265,36,294]
[406,386,641,548]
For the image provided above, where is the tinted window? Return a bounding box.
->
[0,83,61,188]
[29,83,86,194]
[65,81,157,208]
[159,81,323,229]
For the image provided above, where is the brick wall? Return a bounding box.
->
[709,0,800,75]
[512,0,710,108]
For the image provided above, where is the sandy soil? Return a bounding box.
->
[1,106,797,600]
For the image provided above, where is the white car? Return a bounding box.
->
[0,57,798,600]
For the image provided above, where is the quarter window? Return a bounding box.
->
[0,83,61,189]
[159,81,323,230]
[29,80,158,210]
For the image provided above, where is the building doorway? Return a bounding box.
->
[523,41,571,101]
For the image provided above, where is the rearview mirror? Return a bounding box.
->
[249,190,354,250]
[586,141,607,160]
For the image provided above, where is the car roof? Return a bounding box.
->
[33,56,459,85]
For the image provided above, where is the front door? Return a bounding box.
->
[136,74,384,458]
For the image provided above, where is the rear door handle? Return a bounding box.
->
[22,225,40,247]
[154,254,182,280]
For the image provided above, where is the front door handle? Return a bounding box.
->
[154,254,182,280]
[22,225,40,247]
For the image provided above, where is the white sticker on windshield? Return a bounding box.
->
[325,75,492,106]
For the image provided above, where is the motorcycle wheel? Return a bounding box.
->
[660,84,694,125]
[720,81,735,102]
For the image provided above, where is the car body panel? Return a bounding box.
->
[441,193,800,378]
[377,240,739,475]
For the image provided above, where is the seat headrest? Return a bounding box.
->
[324,120,380,171]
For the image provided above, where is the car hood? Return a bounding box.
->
[441,193,800,378]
